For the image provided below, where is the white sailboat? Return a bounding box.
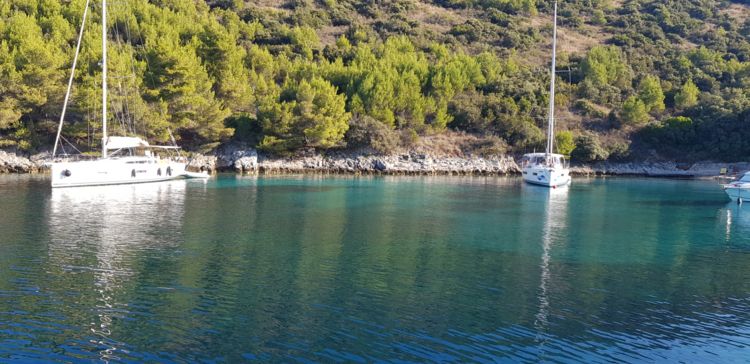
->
[722,171,750,203]
[521,1,571,188]
[50,0,207,188]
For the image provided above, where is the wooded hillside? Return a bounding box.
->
[1,0,749,161]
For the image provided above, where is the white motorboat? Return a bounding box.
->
[49,0,207,188]
[722,172,750,203]
[521,1,571,188]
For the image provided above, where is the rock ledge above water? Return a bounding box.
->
[2,148,747,178]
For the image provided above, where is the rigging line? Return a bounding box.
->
[60,135,84,155]
[53,0,91,158]
[122,5,142,136]
[109,4,126,135]
[117,39,136,136]
[59,139,67,156]
[117,2,167,137]
[113,0,142,137]
[117,6,134,136]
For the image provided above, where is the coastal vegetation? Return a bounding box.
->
[0,0,748,162]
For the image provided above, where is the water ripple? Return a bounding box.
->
[1,176,749,361]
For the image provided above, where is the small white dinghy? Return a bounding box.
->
[723,172,750,203]
[185,171,210,179]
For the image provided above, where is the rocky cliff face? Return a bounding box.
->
[0,151,45,173]
[186,146,520,175]
[257,153,520,175]
[572,161,750,178]
[2,147,746,178]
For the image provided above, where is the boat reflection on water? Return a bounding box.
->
[522,184,570,351]
[47,182,187,361]
[720,202,750,244]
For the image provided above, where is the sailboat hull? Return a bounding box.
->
[50,157,201,188]
[523,165,571,188]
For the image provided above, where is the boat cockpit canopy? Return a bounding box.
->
[104,136,181,158]
[104,136,149,150]
[522,153,566,168]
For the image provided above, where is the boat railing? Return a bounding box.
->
[51,154,189,163]
[51,154,98,163]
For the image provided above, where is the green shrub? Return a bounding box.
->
[573,99,607,118]
[554,130,575,156]
[465,135,508,156]
[571,132,609,162]
[345,115,400,154]
[607,141,631,161]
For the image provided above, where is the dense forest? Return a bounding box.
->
[0,0,748,162]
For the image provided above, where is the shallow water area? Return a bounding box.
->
[1,174,749,362]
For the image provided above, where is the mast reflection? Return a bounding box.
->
[526,185,570,349]
[48,182,187,362]
[720,202,750,244]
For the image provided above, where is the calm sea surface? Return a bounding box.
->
[0,174,749,362]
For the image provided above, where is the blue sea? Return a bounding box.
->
[1,174,748,362]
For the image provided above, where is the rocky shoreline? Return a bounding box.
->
[2,148,747,178]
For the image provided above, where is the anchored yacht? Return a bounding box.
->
[521,1,571,188]
[49,0,206,188]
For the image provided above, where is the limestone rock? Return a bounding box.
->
[372,158,388,171]
[0,151,35,173]
[188,154,217,173]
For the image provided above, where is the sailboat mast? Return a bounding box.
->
[546,1,558,155]
[101,0,108,158]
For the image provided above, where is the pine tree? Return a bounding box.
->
[297,77,350,148]
[259,77,349,151]
[620,96,649,126]
[638,75,665,113]
[555,130,575,156]
[674,79,699,110]
[143,36,231,147]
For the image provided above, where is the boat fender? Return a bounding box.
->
[157,168,162,176]
[131,169,136,178]
[166,166,172,176]
[62,169,71,177]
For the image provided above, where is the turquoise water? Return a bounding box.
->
[1,174,749,362]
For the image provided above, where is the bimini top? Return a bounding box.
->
[104,136,181,150]
[522,152,565,158]
[105,136,149,150]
